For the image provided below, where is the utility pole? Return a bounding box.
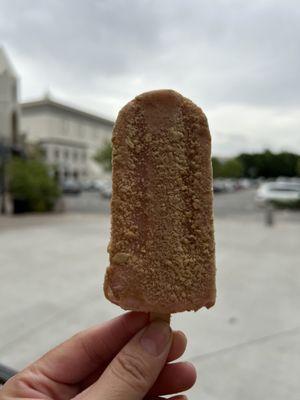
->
[0,141,12,215]
[0,161,6,214]
[0,142,7,215]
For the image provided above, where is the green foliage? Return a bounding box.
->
[270,199,300,209]
[26,143,45,161]
[221,158,243,178]
[8,158,60,212]
[238,151,300,178]
[213,151,300,178]
[212,157,243,178]
[94,141,112,172]
[211,157,222,178]
[296,159,300,177]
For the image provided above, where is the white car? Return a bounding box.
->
[256,181,300,205]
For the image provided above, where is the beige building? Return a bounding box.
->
[0,47,20,147]
[21,95,114,182]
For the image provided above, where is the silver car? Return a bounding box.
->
[256,181,300,206]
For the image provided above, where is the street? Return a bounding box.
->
[63,188,300,223]
[0,190,300,399]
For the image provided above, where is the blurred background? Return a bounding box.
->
[0,1,299,399]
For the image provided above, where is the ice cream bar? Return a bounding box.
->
[104,89,216,314]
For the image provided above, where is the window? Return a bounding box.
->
[54,148,60,159]
[64,149,69,160]
[73,150,78,161]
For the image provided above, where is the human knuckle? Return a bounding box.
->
[110,351,151,392]
[3,369,32,393]
[73,331,101,365]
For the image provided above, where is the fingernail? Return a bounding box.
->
[140,321,171,356]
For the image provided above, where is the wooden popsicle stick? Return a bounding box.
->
[149,313,171,324]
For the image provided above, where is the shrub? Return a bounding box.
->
[270,199,300,210]
[8,158,60,212]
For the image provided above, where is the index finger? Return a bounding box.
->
[35,312,148,384]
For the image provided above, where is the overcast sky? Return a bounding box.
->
[1,0,299,156]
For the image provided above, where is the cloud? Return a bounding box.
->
[0,0,299,154]
[209,104,300,156]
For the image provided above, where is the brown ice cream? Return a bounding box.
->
[104,89,216,313]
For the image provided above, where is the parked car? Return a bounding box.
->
[213,179,227,193]
[238,178,252,189]
[223,179,238,192]
[87,180,111,198]
[100,182,112,199]
[93,180,107,192]
[213,178,241,193]
[81,180,97,191]
[81,180,110,194]
[255,181,300,206]
[62,179,82,195]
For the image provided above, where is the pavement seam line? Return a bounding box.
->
[188,325,300,363]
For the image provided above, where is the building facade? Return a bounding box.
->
[0,47,20,147]
[21,95,114,182]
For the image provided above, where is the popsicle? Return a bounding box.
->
[104,89,216,314]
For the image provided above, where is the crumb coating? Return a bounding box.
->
[104,89,216,313]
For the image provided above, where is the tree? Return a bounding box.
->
[238,150,300,178]
[296,158,300,177]
[221,158,243,178]
[212,157,243,178]
[211,157,222,178]
[94,141,112,172]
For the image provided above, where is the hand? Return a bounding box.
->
[1,312,196,399]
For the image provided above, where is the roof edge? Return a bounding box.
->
[0,46,18,78]
[21,97,114,127]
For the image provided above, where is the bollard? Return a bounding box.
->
[264,203,274,226]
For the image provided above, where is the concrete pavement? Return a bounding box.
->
[0,207,300,399]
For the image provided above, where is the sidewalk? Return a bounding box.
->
[0,213,299,399]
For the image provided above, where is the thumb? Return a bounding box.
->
[82,320,172,400]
